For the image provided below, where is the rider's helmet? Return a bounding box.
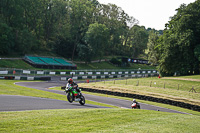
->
[68,78,73,84]
[133,99,136,102]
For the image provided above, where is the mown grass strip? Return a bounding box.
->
[0,80,116,108]
[82,91,200,116]
[0,79,200,132]
[0,109,200,133]
[52,86,200,116]
[0,59,156,70]
[78,76,200,106]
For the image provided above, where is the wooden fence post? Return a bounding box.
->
[189,86,197,93]
[136,80,139,86]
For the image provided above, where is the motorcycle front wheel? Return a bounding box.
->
[67,93,73,103]
[79,95,85,105]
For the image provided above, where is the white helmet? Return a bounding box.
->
[133,99,136,102]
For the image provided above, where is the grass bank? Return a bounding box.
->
[0,59,34,69]
[0,59,156,70]
[51,86,200,115]
[1,109,200,133]
[0,80,116,108]
[78,76,200,106]
[76,61,156,70]
[0,79,200,132]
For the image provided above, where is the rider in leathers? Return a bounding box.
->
[132,99,140,109]
[65,78,80,93]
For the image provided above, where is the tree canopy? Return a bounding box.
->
[3,0,198,75]
[0,0,149,62]
[147,0,200,75]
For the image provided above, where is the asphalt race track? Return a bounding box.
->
[1,80,188,114]
[0,95,107,111]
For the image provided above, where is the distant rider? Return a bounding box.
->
[65,78,80,93]
[132,99,140,109]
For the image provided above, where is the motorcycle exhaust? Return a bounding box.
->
[75,98,81,102]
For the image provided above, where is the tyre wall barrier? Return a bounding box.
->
[0,76,51,81]
[79,87,200,112]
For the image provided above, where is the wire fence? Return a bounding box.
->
[90,77,200,93]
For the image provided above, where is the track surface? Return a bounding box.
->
[0,95,106,111]
[1,80,188,114]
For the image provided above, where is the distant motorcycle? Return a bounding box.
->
[64,85,85,105]
[131,103,140,109]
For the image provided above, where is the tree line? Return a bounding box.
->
[1,0,199,76]
[147,0,200,75]
[0,0,156,62]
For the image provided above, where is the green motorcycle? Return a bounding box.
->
[65,85,85,105]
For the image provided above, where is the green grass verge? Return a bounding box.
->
[1,80,200,132]
[79,76,200,106]
[77,61,156,70]
[82,91,200,116]
[0,80,65,100]
[1,109,200,133]
[0,80,116,108]
[0,59,34,69]
[52,86,200,116]
[0,59,156,70]
[165,75,200,80]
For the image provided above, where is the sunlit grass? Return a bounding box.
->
[52,85,200,116]
[0,78,200,132]
[0,80,116,108]
[0,109,200,133]
[78,76,200,106]
[0,59,34,69]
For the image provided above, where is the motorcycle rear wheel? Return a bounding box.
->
[79,95,85,105]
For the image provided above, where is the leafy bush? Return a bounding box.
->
[110,58,122,66]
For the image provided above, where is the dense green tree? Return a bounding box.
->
[98,4,137,56]
[0,22,14,55]
[69,0,97,60]
[0,0,151,62]
[77,43,93,63]
[127,25,148,57]
[194,45,200,61]
[147,31,160,65]
[84,22,109,61]
[156,1,200,75]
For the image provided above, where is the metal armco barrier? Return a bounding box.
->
[0,76,51,81]
[0,68,158,76]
